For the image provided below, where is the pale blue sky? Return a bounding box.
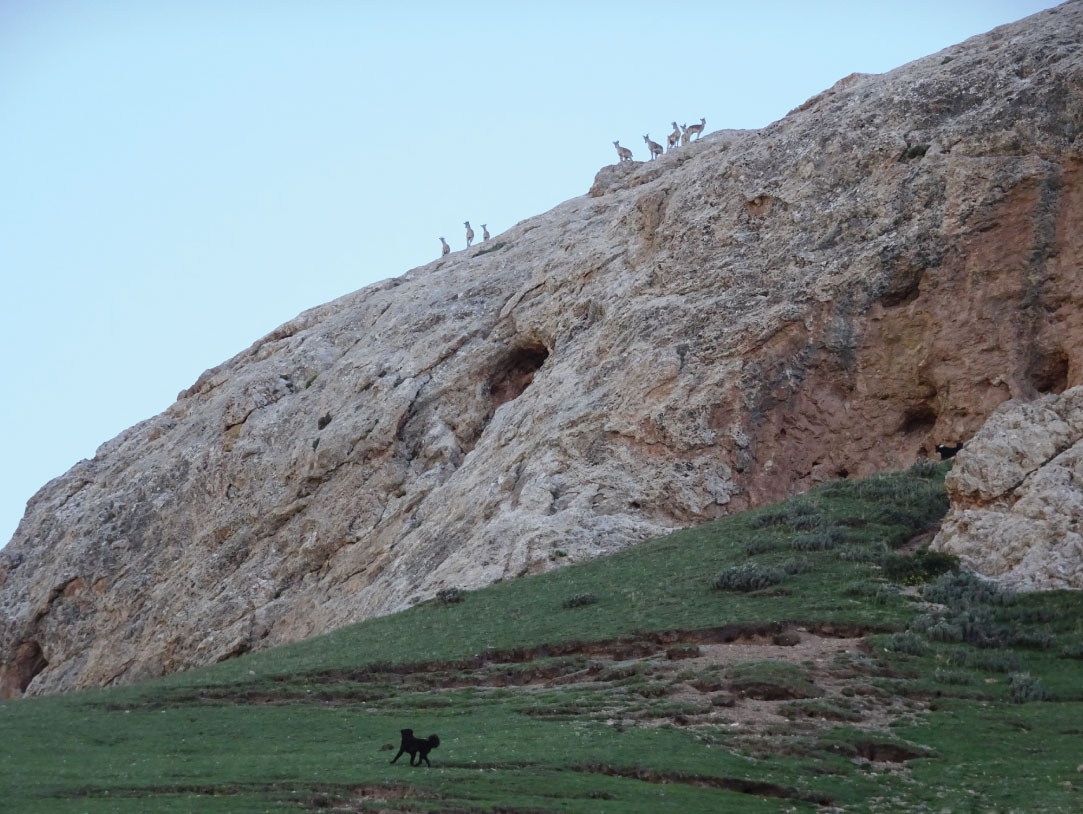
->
[0,1,1059,547]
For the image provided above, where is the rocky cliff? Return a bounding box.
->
[932,386,1083,590]
[3,2,1082,697]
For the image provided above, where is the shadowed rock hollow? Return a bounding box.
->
[3,2,1083,696]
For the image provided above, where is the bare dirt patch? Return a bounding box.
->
[170,623,925,756]
[576,764,834,806]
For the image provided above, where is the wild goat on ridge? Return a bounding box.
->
[682,117,706,145]
[666,122,681,152]
[464,221,474,248]
[643,133,663,160]
[481,224,490,241]
[439,237,450,257]
[613,140,633,162]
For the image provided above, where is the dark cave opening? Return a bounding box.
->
[14,639,47,693]
[1029,349,1069,395]
[489,341,550,409]
[899,401,938,435]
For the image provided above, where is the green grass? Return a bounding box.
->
[3,461,1083,812]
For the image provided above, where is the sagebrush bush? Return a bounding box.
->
[882,549,958,585]
[933,668,973,685]
[910,612,957,638]
[1060,642,1083,660]
[712,562,787,592]
[743,537,780,556]
[998,604,1058,624]
[876,504,931,531]
[791,528,846,551]
[781,556,815,575]
[844,580,877,597]
[837,541,890,563]
[948,647,1019,673]
[750,502,825,531]
[946,648,968,668]
[1008,672,1048,703]
[561,593,599,609]
[750,509,790,529]
[908,458,942,478]
[844,581,894,605]
[834,473,950,541]
[919,617,964,643]
[973,649,1021,672]
[435,587,465,604]
[1009,628,1054,650]
[955,607,1010,648]
[922,570,1014,608]
[886,631,929,656]
[788,513,827,531]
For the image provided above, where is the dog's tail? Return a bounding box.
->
[428,734,440,748]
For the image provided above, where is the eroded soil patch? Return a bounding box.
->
[70,781,430,810]
[577,764,834,806]
[159,622,925,771]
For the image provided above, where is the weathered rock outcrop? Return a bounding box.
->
[932,386,1083,590]
[3,2,1082,696]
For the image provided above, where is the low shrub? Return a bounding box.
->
[903,143,930,160]
[743,537,780,556]
[750,502,823,531]
[791,528,846,551]
[875,504,931,532]
[712,562,787,592]
[954,607,1010,648]
[837,541,890,562]
[1060,642,1083,660]
[885,631,929,656]
[1009,628,1054,650]
[907,458,942,478]
[850,475,949,539]
[924,619,964,643]
[788,513,828,531]
[562,593,598,609]
[780,699,863,722]
[948,648,1019,673]
[922,570,1014,608]
[773,629,802,647]
[998,604,1058,624]
[882,549,958,585]
[781,556,815,575]
[1008,672,1048,703]
[844,580,894,605]
[665,645,701,660]
[435,587,465,604]
[844,580,881,597]
[933,668,973,686]
[750,509,789,529]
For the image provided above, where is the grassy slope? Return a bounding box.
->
[2,463,1082,813]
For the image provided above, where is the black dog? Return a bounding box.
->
[390,728,440,767]
[936,443,964,460]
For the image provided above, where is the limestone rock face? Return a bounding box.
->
[931,387,1083,591]
[3,2,1083,696]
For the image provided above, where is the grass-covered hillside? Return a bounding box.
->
[3,462,1082,813]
